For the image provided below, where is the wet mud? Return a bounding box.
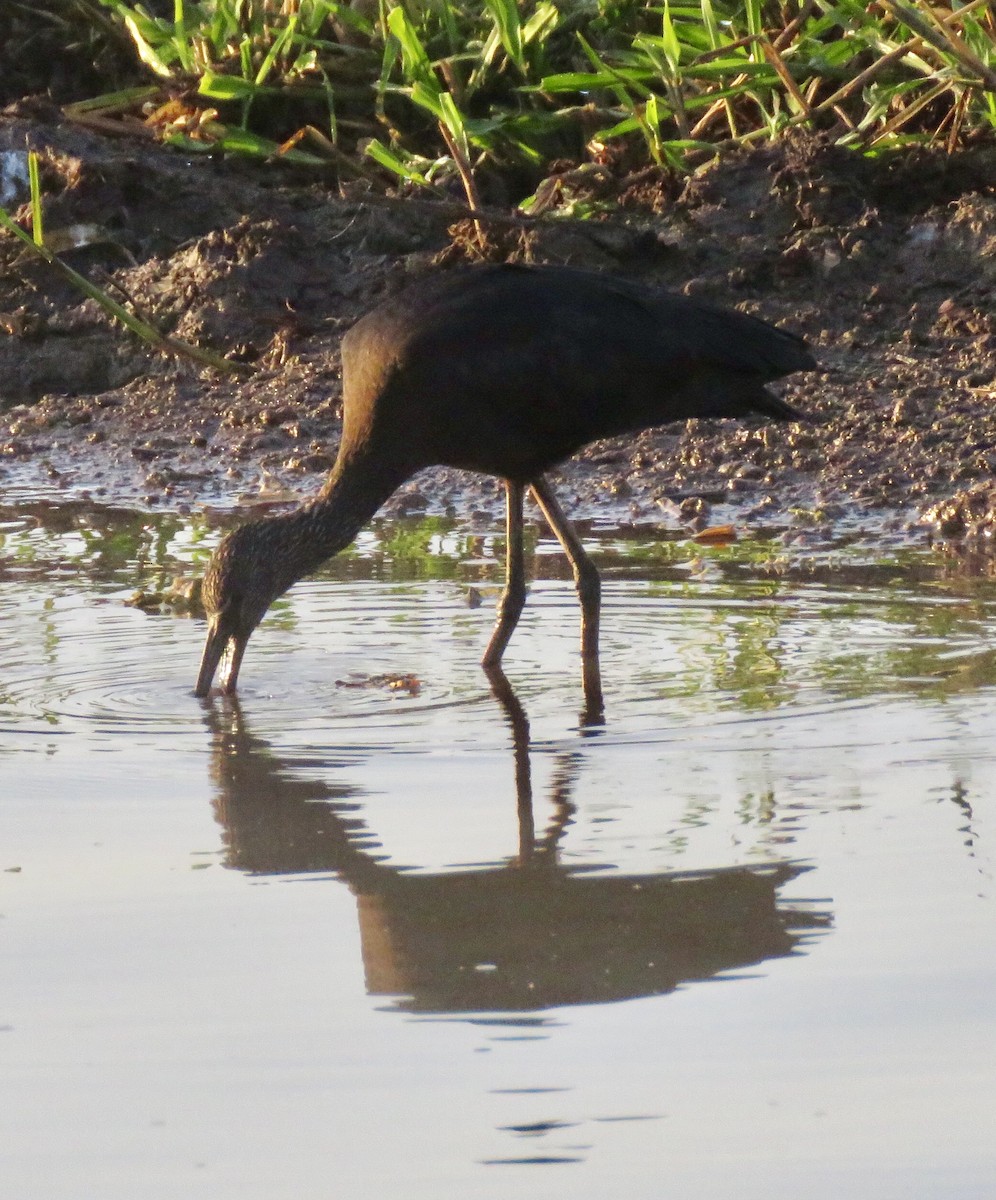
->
[2,114,996,550]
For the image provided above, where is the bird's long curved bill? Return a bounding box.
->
[194,620,247,698]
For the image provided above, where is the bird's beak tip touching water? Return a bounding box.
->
[194,618,247,698]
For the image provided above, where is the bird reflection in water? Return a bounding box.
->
[204,675,830,1014]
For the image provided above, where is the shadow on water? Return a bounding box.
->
[203,674,831,1015]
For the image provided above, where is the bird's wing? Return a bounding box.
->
[351,265,813,477]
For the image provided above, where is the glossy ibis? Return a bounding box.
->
[195,264,815,707]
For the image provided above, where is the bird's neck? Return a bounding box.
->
[274,447,409,586]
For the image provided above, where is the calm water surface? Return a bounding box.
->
[1,504,994,1199]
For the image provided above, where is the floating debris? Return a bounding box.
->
[125,575,204,616]
[335,672,421,695]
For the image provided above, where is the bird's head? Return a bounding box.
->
[194,521,287,697]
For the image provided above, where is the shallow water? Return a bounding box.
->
[1,504,994,1199]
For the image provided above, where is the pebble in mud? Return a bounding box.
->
[284,452,335,473]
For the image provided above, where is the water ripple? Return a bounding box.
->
[2,568,995,751]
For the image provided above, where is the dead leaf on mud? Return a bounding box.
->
[694,524,737,543]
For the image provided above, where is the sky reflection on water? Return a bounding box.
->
[1,510,994,1199]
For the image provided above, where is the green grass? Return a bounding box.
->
[10,2,996,209]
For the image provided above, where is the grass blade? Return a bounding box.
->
[28,151,43,248]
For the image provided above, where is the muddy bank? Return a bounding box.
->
[2,114,995,549]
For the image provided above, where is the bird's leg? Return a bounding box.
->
[482,479,527,668]
[529,475,604,716]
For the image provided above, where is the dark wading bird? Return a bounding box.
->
[195,264,815,709]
